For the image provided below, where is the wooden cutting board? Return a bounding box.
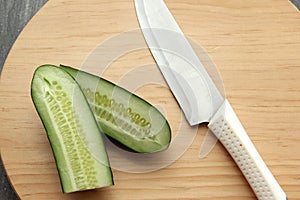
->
[0,0,300,199]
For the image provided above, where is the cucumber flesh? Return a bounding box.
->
[60,65,171,153]
[31,65,113,193]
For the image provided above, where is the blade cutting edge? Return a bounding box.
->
[135,0,224,125]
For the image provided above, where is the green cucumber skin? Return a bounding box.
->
[31,65,113,193]
[60,65,171,153]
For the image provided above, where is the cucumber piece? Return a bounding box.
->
[60,65,171,153]
[31,65,113,193]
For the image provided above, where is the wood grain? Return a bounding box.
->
[0,0,48,72]
[0,0,300,199]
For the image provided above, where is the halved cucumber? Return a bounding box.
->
[31,65,113,193]
[60,65,171,153]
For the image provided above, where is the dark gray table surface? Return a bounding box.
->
[0,0,299,200]
[0,1,48,199]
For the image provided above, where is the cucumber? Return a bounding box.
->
[31,65,113,193]
[60,65,171,153]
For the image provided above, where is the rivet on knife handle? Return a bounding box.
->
[208,100,287,200]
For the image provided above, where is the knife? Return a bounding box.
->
[134,0,287,199]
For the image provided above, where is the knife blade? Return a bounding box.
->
[134,0,287,199]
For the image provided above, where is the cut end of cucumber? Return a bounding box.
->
[60,65,172,153]
[31,65,114,193]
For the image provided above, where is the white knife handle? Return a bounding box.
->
[208,100,287,200]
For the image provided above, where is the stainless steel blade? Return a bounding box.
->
[135,1,288,199]
[135,0,224,125]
